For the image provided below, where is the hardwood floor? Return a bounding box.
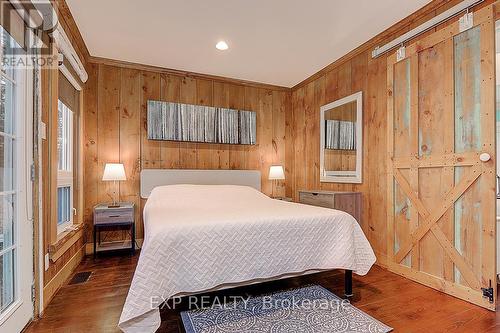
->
[25,252,500,333]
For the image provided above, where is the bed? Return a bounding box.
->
[118,170,376,333]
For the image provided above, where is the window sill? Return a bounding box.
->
[57,221,73,236]
[49,223,84,261]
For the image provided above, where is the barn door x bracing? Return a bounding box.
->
[387,4,496,310]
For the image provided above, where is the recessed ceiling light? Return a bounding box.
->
[216,41,229,50]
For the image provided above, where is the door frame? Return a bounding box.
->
[0,53,35,331]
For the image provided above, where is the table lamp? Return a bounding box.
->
[268,165,285,198]
[102,163,126,207]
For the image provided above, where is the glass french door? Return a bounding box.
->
[0,26,33,332]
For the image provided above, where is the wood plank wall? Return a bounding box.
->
[42,0,497,315]
[290,53,389,262]
[40,0,91,308]
[65,0,494,266]
[83,64,292,241]
[287,0,490,266]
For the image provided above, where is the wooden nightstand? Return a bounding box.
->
[298,190,362,224]
[93,203,135,258]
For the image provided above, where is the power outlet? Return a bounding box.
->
[44,253,50,271]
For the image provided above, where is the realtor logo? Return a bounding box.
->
[0,0,59,68]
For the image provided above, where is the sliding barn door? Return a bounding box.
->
[387,4,496,310]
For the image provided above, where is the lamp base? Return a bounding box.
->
[108,203,121,208]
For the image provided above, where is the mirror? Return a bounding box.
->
[320,91,362,183]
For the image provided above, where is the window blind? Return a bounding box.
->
[58,70,79,114]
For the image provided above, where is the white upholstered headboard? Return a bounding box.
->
[140,169,262,198]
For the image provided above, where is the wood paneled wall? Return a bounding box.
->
[43,0,497,316]
[83,63,292,240]
[40,0,90,309]
[290,53,389,263]
[70,0,493,265]
[288,0,491,266]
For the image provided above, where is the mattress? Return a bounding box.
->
[118,185,376,332]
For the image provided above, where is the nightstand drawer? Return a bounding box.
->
[94,208,133,224]
[299,191,334,208]
[298,190,362,224]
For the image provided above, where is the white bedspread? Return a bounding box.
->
[118,185,376,332]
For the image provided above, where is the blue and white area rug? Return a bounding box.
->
[180,285,392,333]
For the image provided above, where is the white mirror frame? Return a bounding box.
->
[320,91,362,183]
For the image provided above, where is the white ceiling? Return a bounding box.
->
[66,0,432,87]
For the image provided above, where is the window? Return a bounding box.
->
[57,100,73,234]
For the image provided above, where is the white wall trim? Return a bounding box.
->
[52,24,88,83]
[59,63,82,91]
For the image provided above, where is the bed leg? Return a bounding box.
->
[345,269,353,298]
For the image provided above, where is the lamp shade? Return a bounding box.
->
[102,163,126,181]
[268,165,285,180]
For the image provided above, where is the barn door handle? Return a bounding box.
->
[479,153,491,162]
